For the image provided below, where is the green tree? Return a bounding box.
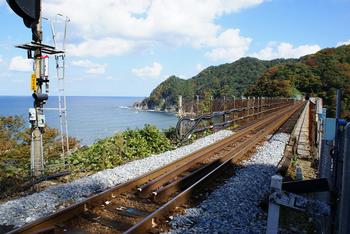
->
[0,116,79,195]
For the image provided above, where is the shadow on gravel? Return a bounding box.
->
[169,149,315,233]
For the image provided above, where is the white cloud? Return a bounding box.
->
[196,64,204,72]
[67,38,134,57]
[251,42,321,60]
[8,56,32,72]
[43,0,265,57]
[132,62,162,77]
[204,29,252,61]
[72,59,107,74]
[337,39,350,46]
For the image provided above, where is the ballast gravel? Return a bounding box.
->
[0,130,233,228]
[167,133,290,234]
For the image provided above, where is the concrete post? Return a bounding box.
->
[196,95,199,115]
[247,97,250,116]
[316,98,323,160]
[252,97,255,116]
[178,95,183,138]
[262,97,265,112]
[266,175,283,234]
[31,2,44,177]
[178,95,183,117]
[223,96,226,111]
[339,123,350,234]
[233,96,236,122]
[223,96,226,123]
[296,166,303,180]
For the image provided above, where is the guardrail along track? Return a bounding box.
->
[8,102,304,234]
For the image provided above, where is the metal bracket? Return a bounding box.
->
[282,178,330,193]
[16,41,64,55]
[270,191,330,216]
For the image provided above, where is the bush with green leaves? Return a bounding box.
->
[68,124,173,172]
[0,115,79,197]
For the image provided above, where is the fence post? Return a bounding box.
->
[223,96,226,124]
[266,175,283,234]
[196,95,199,115]
[339,123,350,234]
[252,97,255,116]
[178,95,183,117]
[262,97,264,112]
[223,96,226,111]
[233,96,236,123]
[247,97,250,116]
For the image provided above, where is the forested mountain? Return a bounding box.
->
[247,45,350,117]
[137,45,350,118]
[137,57,291,111]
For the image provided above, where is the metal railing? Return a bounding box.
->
[176,96,298,141]
[266,90,350,234]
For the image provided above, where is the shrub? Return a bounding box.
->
[68,124,173,172]
[0,115,79,197]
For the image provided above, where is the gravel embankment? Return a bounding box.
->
[168,133,290,234]
[0,130,233,228]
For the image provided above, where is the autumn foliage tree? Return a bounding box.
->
[247,45,350,118]
[0,116,79,195]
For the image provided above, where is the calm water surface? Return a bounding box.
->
[0,96,177,145]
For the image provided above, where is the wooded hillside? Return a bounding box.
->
[248,45,350,117]
[138,57,290,111]
[139,45,350,118]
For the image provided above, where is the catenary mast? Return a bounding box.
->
[7,0,68,176]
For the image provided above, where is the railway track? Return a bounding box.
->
[8,102,304,234]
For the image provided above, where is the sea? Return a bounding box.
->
[0,96,177,145]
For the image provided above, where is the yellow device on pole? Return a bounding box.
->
[31,73,37,91]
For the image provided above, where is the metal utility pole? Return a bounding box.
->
[7,0,65,176]
[31,5,44,176]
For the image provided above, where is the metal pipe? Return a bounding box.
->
[339,123,350,234]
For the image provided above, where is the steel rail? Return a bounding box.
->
[153,104,303,202]
[7,102,303,234]
[137,104,296,197]
[125,102,303,234]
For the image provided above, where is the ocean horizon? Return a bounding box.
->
[0,96,177,145]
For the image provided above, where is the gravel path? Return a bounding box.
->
[167,133,290,234]
[0,130,232,228]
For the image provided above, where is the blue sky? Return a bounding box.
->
[0,0,349,97]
